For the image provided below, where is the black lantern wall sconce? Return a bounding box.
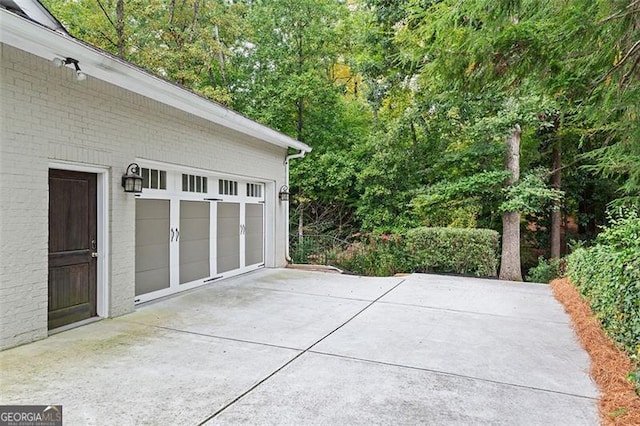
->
[278,185,290,202]
[122,163,143,193]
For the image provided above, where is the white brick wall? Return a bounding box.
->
[0,44,290,350]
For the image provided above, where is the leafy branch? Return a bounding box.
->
[500,167,564,214]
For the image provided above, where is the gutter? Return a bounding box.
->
[284,150,308,263]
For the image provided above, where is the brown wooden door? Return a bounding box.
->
[48,169,97,330]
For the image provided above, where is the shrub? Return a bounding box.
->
[567,212,640,392]
[333,234,409,277]
[327,227,500,278]
[405,227,499,277]
[526,256,564,283]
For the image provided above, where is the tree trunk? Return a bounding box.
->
[499,125,523,281]
[213,25,227,86]
[192,0,200,30]
[116,0,125,58]
[550,138,562,259]
[168,0,176,25]
[297,98,304,141]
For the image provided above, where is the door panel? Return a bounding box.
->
[135,199,170,296]
[48,169,97,330]
[217,202,240,273]
[179,201,210,284]
[245,203,264,266]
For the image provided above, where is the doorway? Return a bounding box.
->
[48,169,98,329]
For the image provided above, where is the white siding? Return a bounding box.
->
[0,44,289,350]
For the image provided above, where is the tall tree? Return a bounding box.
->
[576,0,640,206]
[41,0,635,266]
[232,0,372,236]
[232,0,345,140]
[501,125,523,280]
[392,0,568,279]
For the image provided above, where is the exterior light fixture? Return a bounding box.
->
[122,163,143,193]
[52,57,65,68]
[52,57,87,81]
[278,185,290,202]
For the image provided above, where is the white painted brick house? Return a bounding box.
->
[0,2,310,350]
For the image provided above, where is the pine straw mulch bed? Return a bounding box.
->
[550,278,640,425]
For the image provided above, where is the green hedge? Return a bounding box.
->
[405,227,500,277]
[566,213,640,390]
[333,235,410,277]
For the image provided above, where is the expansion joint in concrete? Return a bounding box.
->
[197,279,407,425]
[377,300,570,325]
[307,350,598,402]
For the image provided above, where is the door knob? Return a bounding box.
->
[91,252,98,258]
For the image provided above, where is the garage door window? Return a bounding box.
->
[219,179,238,196]
[246,183,262,198]
[182,174,208,193]
[141,168,167,190]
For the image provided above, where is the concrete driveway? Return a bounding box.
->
[0,269,598,425]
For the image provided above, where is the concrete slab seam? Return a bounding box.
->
[308,350,598,401]
[247,285,381,302]
[120,321,305,352]
[376,300,570,325]
[408,274,556,289]
[196,278,408,425]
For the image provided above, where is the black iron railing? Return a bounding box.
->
[289,234,351,265]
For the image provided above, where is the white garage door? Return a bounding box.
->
[134,165,265,303]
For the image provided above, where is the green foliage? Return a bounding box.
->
[41,0,637,263]
[229,0,372,238]
[567,210,640,386]
[500,167,564,214]
[385,0,634,237]
[525,256,564,283]
[328,228,500,278]
[42,0,245,104]
[415,201,482,229]
[593,210,640,251]
[571,1,640,205]
[405,227,500,277]
[412,166,564,228]
[333,234,410,277]
[411,171,507,228]
[231,0,348,140]
[413,171,509,210]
